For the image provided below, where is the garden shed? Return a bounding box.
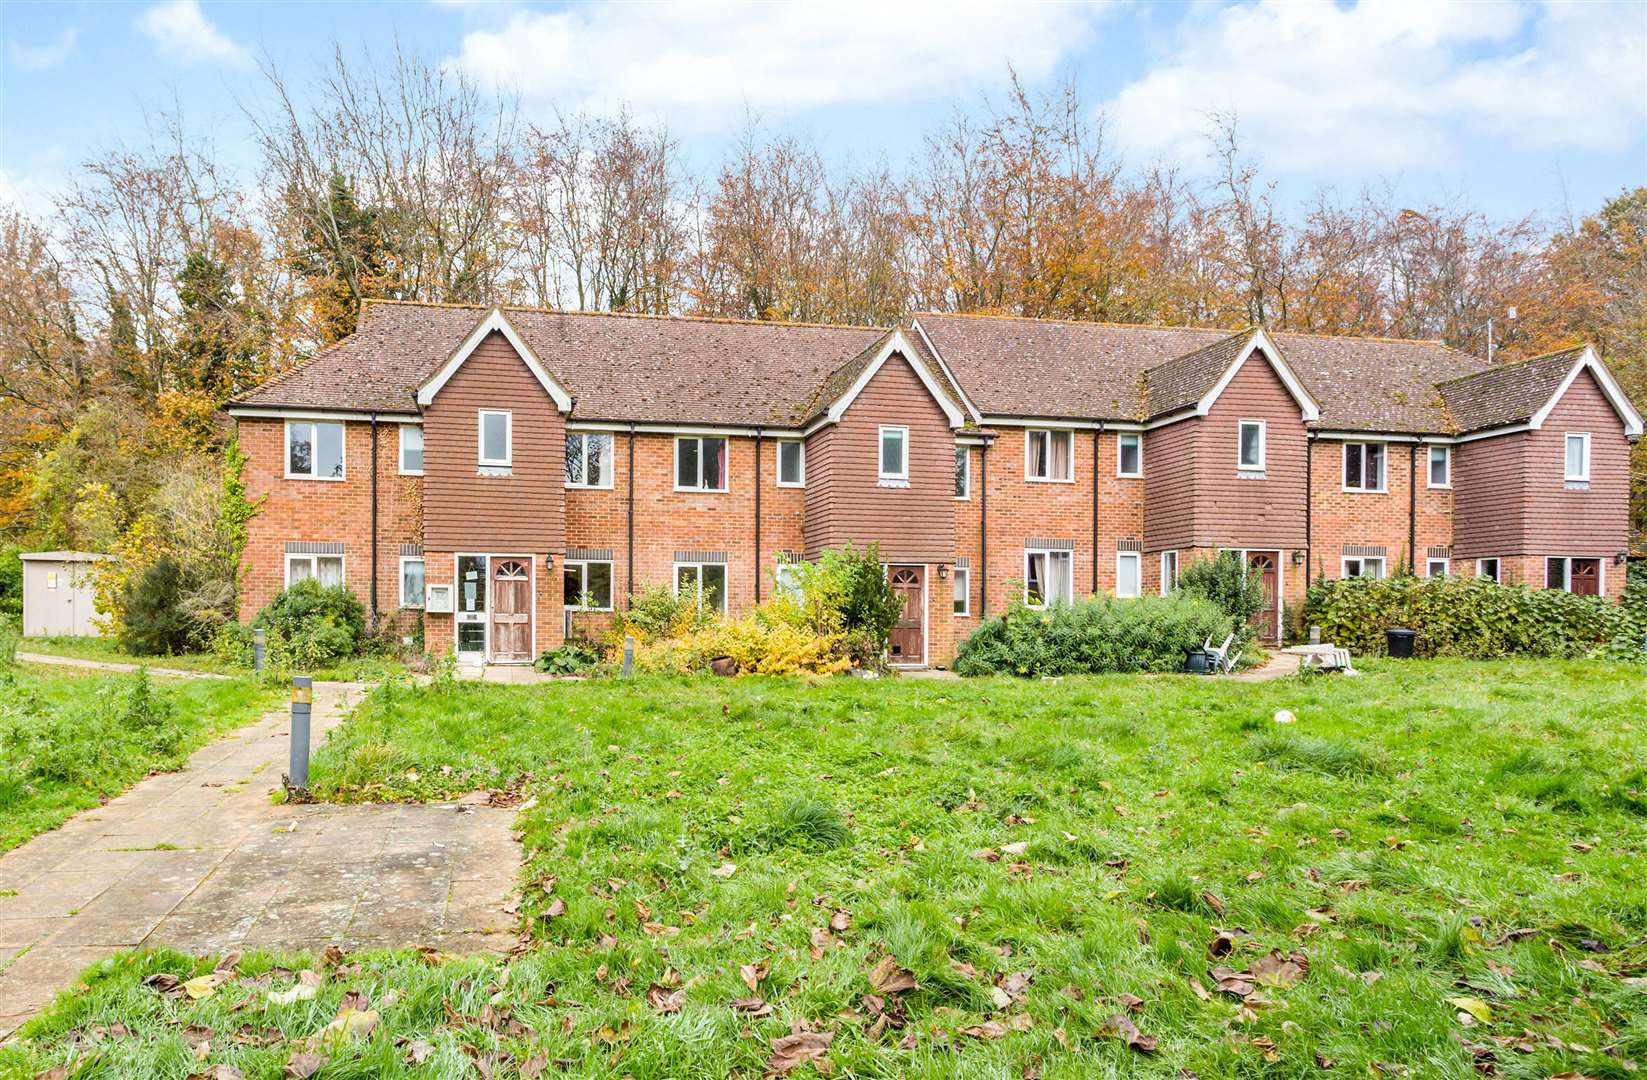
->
[20,551,110,637]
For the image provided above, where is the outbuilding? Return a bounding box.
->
[20,552,111,637]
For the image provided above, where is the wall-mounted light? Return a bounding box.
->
[544,553,555,570]
[1616,551,1629,566]
[1290,550,1304,565]
[937,565,949,581]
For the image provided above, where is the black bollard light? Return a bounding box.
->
[289,675,312,789]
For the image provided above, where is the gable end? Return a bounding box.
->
[417,308,574,411]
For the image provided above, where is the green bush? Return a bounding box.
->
[208,621,254,667]
[954,593,1233,677]
[535,640,604,674]
[1178,551,1267,643]
[253,579,366,655]
[119,557,193,656]
[619,582,714,641]
[772,543,906,668]
[0,614,18,668]
[0,546,21,618]
[1303,574,1647,659]
[266,616,358,672]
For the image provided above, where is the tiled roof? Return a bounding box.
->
[235,302,1500,435]
[234,302,888,427]
[1437,347,1586,433]
[916,313,1488,433]
[1143,330,1254,419]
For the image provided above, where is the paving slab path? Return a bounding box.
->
[0,663,520,1041]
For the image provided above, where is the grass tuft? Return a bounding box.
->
[1246,731,1383,776]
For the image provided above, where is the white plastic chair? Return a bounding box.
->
[1203,632,1239,674]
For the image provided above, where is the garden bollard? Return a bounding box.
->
[253,627,266,674]
[289,676,312,789]
[622,635,635,677]
[1309,625,1321,645]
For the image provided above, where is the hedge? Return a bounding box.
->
[1302,574,1647,660]
[953,593,1232,677]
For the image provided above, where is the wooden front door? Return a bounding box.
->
[490,558,532,662]
[1570,558,1601,597]
[887,565,925,665]
[1246,551,1280,644]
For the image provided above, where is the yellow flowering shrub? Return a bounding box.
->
[630,615,851,676]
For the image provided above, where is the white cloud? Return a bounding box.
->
[136,0,251,68]
[7,27,79,71]
[448,0,1105,124]
[1103,0,1647,175]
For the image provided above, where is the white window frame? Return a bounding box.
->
[1342,441,1387,493]
[563,559,615,611]
[774,561,805,599]
[1159,550,1179,596]
[478,409,512,469]
[674,436,730,493]
[1475,558,1500,583]
[1238,420,1266,473]
[1116,433,1143,479]
[285,552,346,589]
[399,556,426,608]
[952,565,970,616]
[1564,432,1590,482]
[954,446,971,500]
[1025,429,1075,483]
[564,431,615,489]
[1341,556,1387,580]
[1427,444,1450,489]
[673,561,730,613]
[1115,551,1142,598]
[284,420,346,482]
[398,424,424,477]
[878,425,909,483]
[776,440,805,488]
[1425,558,1450,578]
[1023,547,1074,608]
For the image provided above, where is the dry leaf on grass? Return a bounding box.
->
[268,970,323,1006]
[283,1053,328,1079]
[829,909,851,932]
[646,985,685,1014]
[712,862,737,879]
[740,960,769,994]
[810,928,834,959]
[768,1030,834,1075]
[731,997,774,1018]
[1106,1013,1157,1053]
[868,956,917,994]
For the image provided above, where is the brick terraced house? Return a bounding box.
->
[228,301,1643,667]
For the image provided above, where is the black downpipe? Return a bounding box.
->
[626,423,636,609]
[1304,434,1314,582]
[1408,443,1418,574]
[1091,423,1103,594]
[369,413,379,621]
[979,442,989,615]
[754,428,763,603]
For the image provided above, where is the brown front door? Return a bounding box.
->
[1246,551,1280,644]
[887,565,925,665]
[490,558,532,662]
[1570,558,1601,597]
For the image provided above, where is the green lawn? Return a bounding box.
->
[5,660,1645,1078]
[21,635,408,683]
[0,664,279,852]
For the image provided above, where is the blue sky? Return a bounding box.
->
[2,0,1644,223]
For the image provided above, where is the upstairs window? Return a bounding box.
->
[1427,444,1451,488]
[286,421,344,480]
[478,410,511,469]
[878,426,908,483]
[398,425,424,475]
[676,436,728,491]
[954,446,970,499]
[1564,433,1590,482]
[1238,421,1265,472]
[1117,433,1142,478]
[1343,441,1386,492]
[565,432,614,488]
[1026,429,1074,482]
[776,440,804,487]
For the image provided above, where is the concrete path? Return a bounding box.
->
[1231,650,1303,681]
[15,651,229,680]
[0,672,520,1041]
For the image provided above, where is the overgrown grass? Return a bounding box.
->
[20,635,407,682]
[0,664,278,851]
[5,659,1645,1078]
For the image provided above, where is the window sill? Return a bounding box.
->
[284,473,347,482]
[1340,487,1387,494]
[477,466,512,477]
[1564,480,1590,491]
[1117,473,1143,480]
[877,478,910,488]
[567,607,616,613]
[1236,470,1266,480]
[673,486,730,494]
[1025,476,1076,484]
[777,481,806,490]
[565,483,616,490]
[399,469,425,478]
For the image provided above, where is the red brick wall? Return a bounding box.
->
[1307,437,1452,581]
[237,416,422,628]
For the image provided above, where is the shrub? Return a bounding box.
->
[119,557,193,656]
[1178,551,1267,642]
[953,592,1232,677]
[631,616,851,676]
[0,614,18,668]
[1303,574,1647,659]
[535,640,604,674]
[253,579,366,655]
[618,582,714,642]
[0,546,21,618]
[773,543,905,666]
[208,621,254,668]
[266,616,358,672]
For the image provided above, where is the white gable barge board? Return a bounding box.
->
[1528,346,1644,438]
[1198,329,1321,422]
[824,329,967,429]
[417,308,574,411]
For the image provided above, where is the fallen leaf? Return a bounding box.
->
[184,972,229,1000]
[740,960,769,994]
[961,1021,1007,1040]
[267,970,323,1006]
[646,984,685,1014]
[1249,950,1309,989]
[768,1030,833,1075]
[404,1039,433,1064]
[731,997,773,1018]
[829,910,851,932]
[868,956,917,994]
[1447,996,1492,1024]
[284,1053,328,1079]
[1107,1013,1157,1053]
[712,862,737,879]
[1001,841,1029,857]
[972,848,1001,862]
[1200,891,1225,915]
[810,927,834,959]
[1116,992,1144,1012]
